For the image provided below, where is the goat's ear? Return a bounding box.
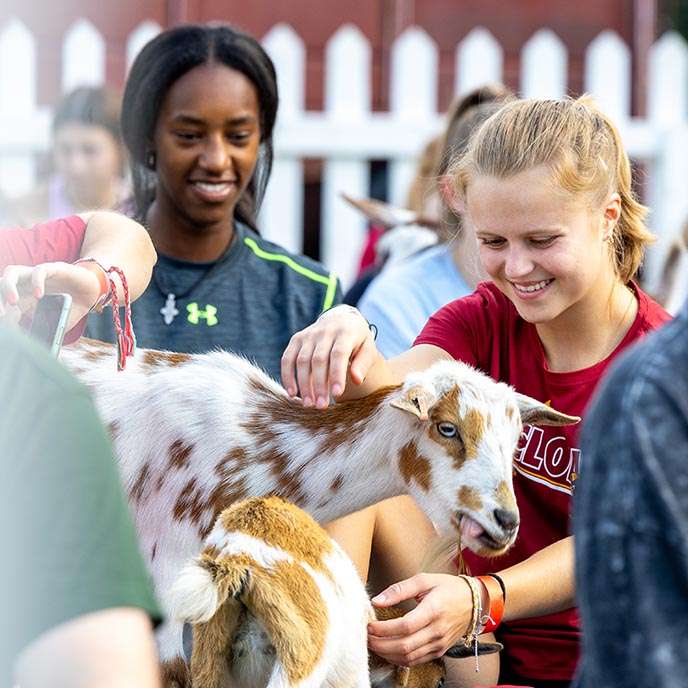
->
[515,393,580,426]
[389,385,436,421]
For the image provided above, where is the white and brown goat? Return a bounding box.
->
[169,495,446,688]
[60,338,577,681]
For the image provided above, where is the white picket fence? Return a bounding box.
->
[1,18,687,288]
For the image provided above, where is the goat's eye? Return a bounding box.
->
[437,422,458,438]
[436,679,445,688]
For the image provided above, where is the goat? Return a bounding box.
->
[170,496,446,688]
[60,338,578,681]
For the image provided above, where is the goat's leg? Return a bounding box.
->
[190,598,243,688]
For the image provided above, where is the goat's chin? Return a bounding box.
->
[462,536,514,558]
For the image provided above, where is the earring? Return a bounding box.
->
[146,151,156,170]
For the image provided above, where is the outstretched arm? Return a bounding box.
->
[0,211,156,333]
[367,536,575,666]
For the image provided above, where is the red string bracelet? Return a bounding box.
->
[74,258,136,371]
[476,574,505,634]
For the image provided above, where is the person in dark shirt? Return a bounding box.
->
[575,302,685,688]
[87,24,341,379]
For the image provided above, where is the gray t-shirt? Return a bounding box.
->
[87,224,341,380]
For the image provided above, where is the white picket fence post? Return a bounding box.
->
[321,24,371,287]
[521,29,567,99]
[389,27,438,208]
[0,19,46,198]
[126,20,162,71]
[260,23,305,254]
[62,19,106,93]
[456,28,503,95]
[585,30,631,121]
[645,31,688,289]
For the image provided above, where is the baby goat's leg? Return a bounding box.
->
[190,598,243,688]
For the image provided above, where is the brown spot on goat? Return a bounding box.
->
[161,656,190,688]
[130,462,151,503]
[250,558,328,684]
[495,479,517,512]
[330,474,344,492]
[462,408,486,459]
[219,496,333,574]
[190,592,241,688]
[173,478,206,525]
[243,377,397,458]
[458,485,483,513]
[200,477,249,539]
[84,348,108,362]
[143,349,191,370]
[214,447,247,479]
[169,439,193,470]
[398,442,432,492]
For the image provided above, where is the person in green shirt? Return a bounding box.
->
[0,323,162,687]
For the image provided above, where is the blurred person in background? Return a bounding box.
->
[2,86,128,227]
[357,84,512,357]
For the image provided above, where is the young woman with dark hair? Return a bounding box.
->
[87,24,340,380]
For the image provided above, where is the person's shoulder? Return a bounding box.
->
[240,227,336,283]
[239,227,340,310]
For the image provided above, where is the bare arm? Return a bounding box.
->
[14,607,161,688]
[0,211,156,330]
[280,304,450,405]
[368,536,575,666]
[77,211,157,304]
[501,535,575,621]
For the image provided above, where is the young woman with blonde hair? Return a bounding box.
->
[281,96,670,687]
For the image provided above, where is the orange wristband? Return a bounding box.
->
[74,258,112,312]
[477,574,505,633]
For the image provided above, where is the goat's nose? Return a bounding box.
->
[494,508,519,532]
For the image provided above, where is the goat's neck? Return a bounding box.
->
[249,384,414,523]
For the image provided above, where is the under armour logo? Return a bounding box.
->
[187,302,218,326]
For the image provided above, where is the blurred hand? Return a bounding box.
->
[368,573,476,666]
[280,304,378,407]
[0,262,101,330]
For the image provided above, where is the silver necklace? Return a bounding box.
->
[151,262,219,325]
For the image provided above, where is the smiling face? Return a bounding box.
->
[466,165,620,329]
[152,62,261,235]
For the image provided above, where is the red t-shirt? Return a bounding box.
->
[0,215,87,342]
[415,280,670,683]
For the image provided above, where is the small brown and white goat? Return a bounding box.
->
[170,496,445,688]
[60,338,577,677]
